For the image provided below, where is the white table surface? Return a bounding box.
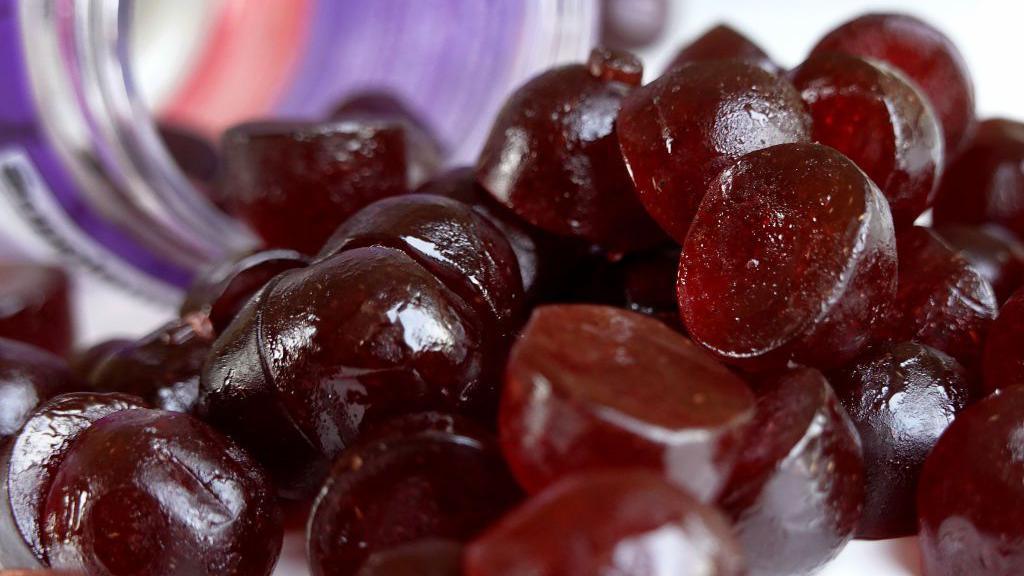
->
[67,1,1020,574]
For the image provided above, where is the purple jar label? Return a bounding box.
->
[0,147,180,303]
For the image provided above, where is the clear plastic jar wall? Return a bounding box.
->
[0,0,600,302]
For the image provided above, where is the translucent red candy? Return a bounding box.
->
[158,123,221,204]
[181,249,309,333]
[417,168,582,303]
[791,52,943,229]
[221,121,409,254]
[720,368,863,576]
[917,386,1024,575]
[811,13,976,154]
[932,119,1024,236]
[329,92,443,188]
[679,143,897,371]
[500,305,754,501]
[936,224,1024,303]
[0,392,147,568]
[356,540,462,576]
[982,288,1024,395]
[830,342,972,539]
[668,24,777,72]
[0,339,82,441]
[318,194,524,340]
[618,60,812,243]
[87,317,214,413]
[884,227,997,367]
[41,409,281,576]
[465,471,746,576]
[476,48,666,252]
[199,286,325,499]
[307,428,519,576]
[0,264,73,357]
[200,247,491,498]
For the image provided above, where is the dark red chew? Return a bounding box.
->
[307,429,519,576]
[933,119,1024,237]
[465,471,746,576]
[883,227,997,367]
[87,317,214,413]
[199,285,325,500]
[791,52,943,229]
[811,13,976,154]
[936,224,1024,304]
[158,123,222,208]
[330,91,443,188]
[477,48,666,252]
[181,249,309,333]
[0,339,82,441]
[668,24,777,72]
[69,340,131,382]
[917,386,1024,574]
[618,60,812,243]
[417,168,584,303]
[200,247,492,498]
[0,393,146,568]
[0,264,73,357]
[501,305,754,501]
[721,368,863,576]
[830,342,973,539]
[40,409,281,576]
[679,143,897,371]
[355,540,462,576]
[982,287,1024,395]
[318,194,524,340]
[220,121,409,254]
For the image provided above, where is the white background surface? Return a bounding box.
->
[65,1,1023,574]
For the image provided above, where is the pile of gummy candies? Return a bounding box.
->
[0,11,1022,576]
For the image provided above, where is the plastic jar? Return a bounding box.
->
[0,0,599,302]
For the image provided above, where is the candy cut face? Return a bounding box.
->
[936,224,1024,304]
[791,52,943,229]
[330,91,443,188]
[318,194,524,341]
[0,392,146,567]
[884,227,997,367]
[500,305,755,501]
[721,367,863,576]
[917,386,1024,575]
[181,249,309,334]
[982,288,1024,395]
[0,265,73,357]
[476,49,666,252]
[307,430,519,576]
[618,60,812,243]
[221,121,409,254]
[0,339,82,441]
[933,119,1024,237]
[464,471,746,576]
[830,342,972,539]
[679,143,897,370]
[88,317,214,414]
[40,409,281,576]
[811,12,976,154]
[668,24,778,72]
